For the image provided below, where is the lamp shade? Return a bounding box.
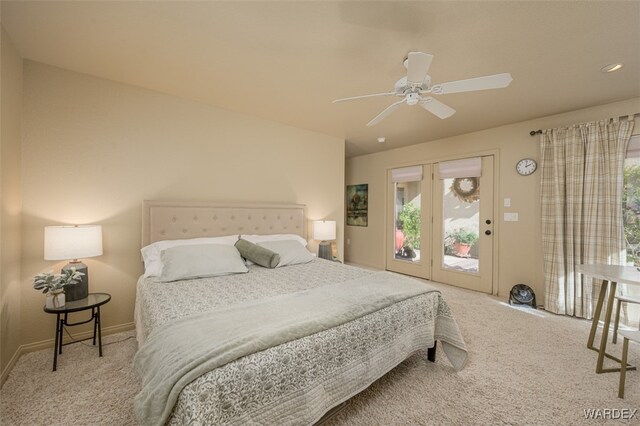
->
[44,225,103,260]
[313,220,336,241]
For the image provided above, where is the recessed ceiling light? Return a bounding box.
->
[377,137,386,143]
[601,63,624,73]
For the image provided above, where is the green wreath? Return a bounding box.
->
[450,177,480,203]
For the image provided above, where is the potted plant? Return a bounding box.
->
[33,268,84,309]
[449,228,478,257]
[398,203,421,259]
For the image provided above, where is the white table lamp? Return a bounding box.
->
[44,225,103,301]
[313,220,336,260]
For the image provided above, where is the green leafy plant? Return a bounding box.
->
[398,202,421,250]
[33,268,84,294]
[449,228,478,246]
[624,164,640,263]
[596,162,640,264]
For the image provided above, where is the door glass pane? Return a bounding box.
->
[394,181,421,262]
[443,177,479,273]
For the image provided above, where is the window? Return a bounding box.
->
[624,134,640,264]
[621,134,640,326]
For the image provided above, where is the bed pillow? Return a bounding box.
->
[235,239,280,269]
[141,235,239,277]
[158,244,248,282]
[257,240,314,267]
[241,234,308,247]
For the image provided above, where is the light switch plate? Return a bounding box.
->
[504,212,518,222]
[504,198,511,207]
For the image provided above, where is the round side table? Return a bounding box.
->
[43,292,111,371]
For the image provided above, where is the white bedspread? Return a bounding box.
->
[134,259,467,425]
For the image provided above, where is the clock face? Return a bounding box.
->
[516,158,537,176]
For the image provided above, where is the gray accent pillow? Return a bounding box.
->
[234,239,280,269]
[257,240,314,267]
[158,244,248,282]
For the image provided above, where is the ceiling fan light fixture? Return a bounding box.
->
[601,63,624,73]
[406,92,420,106]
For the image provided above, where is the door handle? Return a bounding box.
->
[485,230,492,235]
[485,219,492,225]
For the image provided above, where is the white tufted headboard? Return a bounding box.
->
[142,200,307,247]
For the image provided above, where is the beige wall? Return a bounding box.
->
[20,61,345,347]
[345,97,640,300]
[1,27,23,381]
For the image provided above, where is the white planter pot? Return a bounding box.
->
[46,291,65,309]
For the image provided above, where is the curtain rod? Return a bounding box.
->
[529,112,640,136]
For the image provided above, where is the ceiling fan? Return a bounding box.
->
[332,52,513,126]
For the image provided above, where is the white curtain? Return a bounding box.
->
[541,118,634,318]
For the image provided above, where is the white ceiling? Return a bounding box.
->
[2,1,639,156]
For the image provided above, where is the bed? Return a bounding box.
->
[133,201,467,425]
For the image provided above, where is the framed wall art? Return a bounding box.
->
[346,184,368,227]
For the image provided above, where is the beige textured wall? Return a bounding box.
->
[20,61,345,347]
[1,27,23,378]
[345,97,640,300]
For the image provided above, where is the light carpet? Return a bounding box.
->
[2,281,639,425]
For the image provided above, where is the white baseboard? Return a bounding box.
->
[344,260,383,271]
[0,322,135,388]
[0,345,23,388]
[20,322,135,353]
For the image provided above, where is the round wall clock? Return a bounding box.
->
[516,158,537,176]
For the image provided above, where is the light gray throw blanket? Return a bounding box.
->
[134,271,449,425]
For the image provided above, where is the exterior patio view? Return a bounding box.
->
[394,177,480,274]
[442,177,480,273]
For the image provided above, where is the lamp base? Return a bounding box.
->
[62,261,89,301]
[318,241,332,260]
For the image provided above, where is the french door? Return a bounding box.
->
[431,156,494,292]
[386,156,494,294]
[386,165,432,280]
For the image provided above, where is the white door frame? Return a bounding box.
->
[384,149,500,295]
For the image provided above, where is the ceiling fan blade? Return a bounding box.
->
[406,52,434,85]
[366,99,406,126]
[420,97,456,119]
[332,92,396,103]
[431,73,513,95]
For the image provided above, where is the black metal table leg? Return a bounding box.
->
[427,341,437,362]
[53,313,60,371]
[59,317,63,355]
[60,313,66,355]
[92,307,97,346]
[97,306,103,357]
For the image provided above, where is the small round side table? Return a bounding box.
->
[43,292,111,371]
